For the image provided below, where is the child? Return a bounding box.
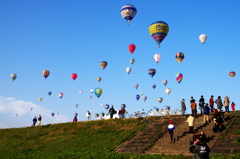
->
[231,102,236,111]
[168,120,175,143]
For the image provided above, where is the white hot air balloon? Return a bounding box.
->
[162,80,168,86]
[154,54,161,63]
[126,67,132,74]
[90,89,94,93]
[165,88,171,95]
[199,34,207,44]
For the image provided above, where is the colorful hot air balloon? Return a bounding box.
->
[130,59,135,64]
[136,94,140,101]
[51,113,55,117]
[148,69,156,78]
[165,88,171,95]
[199,34,207,44]
[152,84,156,89]
[100,61,108,69]
[229,71,236,78]
[176,73,183,84]
[90,89,94,93]
[94,88,103,98]
[140,92,144,96]
[10,74,17,81]
[154,54,161,63]
[100,103,104,107]
[120,4,137,25]
[142,96,147,102]
[104,104,110,110]
[162,80,168,86]
[126,67,132,74]
[42,70,50,79]
[128,44,136,54]
[75,104,78,108]
[30,107,33,111]
[96,77,102,82]
[176,52,184,63]
[48,91,52,96]
[39,97,42,102]
[134,83,139,89]
[59,93,63,98]
[149,21,169,47]
[158,97,163,103]
[71,73,78,80]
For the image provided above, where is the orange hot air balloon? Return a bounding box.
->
[229,71,236,78]
[128,44,136,54]
[175,52,184,63]
[100,61,108,69]
[42,70,50,79]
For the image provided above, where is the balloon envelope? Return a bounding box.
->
[42,70,50,79]
[176,73,183,83]
[152,84,156,89]
[90,89,94,93]
[130,59,135,64]
[176,52,184,63]
[94,88,103,98]
[136,94,140,101]
[59,93,63,98]
[100,61,108,69]
[51,113,55,117]
[120,4,137,24]
[71,73,78,80]
[104,104,110,110]
[96,77,102,82]
[39,97,42,102]
[199,34,207,44]
[48,91,52,96]
[148,69,156,77]
[128,44,136,54]
[162,80,168,86]
[149,21,169,47]
[10,74,17,81]
[142,96,147,102]
[158,97,163,103]
[126,67,132,74]
[134,83,139,89]
[75,104,78,108]
[154,54,161,63]
[229,71,236,78]
[165,88,171,95]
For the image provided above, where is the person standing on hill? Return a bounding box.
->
[38,115,42,126]
[32,116,37,126]
[186,114,195,133]
[189,138,210,159]
[190,96,194,104]
[209,95,214,112]
[191,99,197,118]
[223,96,230,113]
[181,99,186,117]
[199,95,205,115]
[109,105,115,119]
[231,102,236,111]
[198,130,206,143]
[203,104,210,123]
[215,96,223,110]
[119,106,126,118]
[167,120,175,143]
[73,116,77,122]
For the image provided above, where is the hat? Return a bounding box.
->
[211,95,214,97]
[169,120,173,124]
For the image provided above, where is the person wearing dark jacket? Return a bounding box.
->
[181,99,186,117]
[198,130,206,143]
[209,95,214,112]
[215,96,223,110]
[203,103,210,123]
[32,116,37,126]
[199,95,205,115]
[189,138,210,159]
[109,105,115,119]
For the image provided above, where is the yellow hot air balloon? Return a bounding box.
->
[149,21,169,47]
[96,77,102,82]
[39,97,43,102]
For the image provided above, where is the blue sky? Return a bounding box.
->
[0,0,240,128]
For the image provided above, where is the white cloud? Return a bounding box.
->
[0,97,70,128]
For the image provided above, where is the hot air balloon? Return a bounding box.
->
[126,67,132,74]
[16,114,18,117]
[128,44,136,54]
[75,104,78,108]
[30,107,33,111]
[48,91,52,96]
[158,97,163,103]
[130,59,135,64]
[94,88,103,98]
[39,97,42,102]
[140,92,144,96]
[90,89,94,93]
[134,83,139,89]
[149,21,169,48]
[51,113,55,117]
[121,104,126,108]
[229,71,236,78]
[89,96,92,99]
[162,80,168,86]
[148,69,156,78]
[176,73,183,83]
[59,93,63,98]
[104,104,110,110]
[96,77,102,82]
[120,4,137,25]
[100,61,108,69]
[152,84,156,89]
[154,54,161,63]
[100,104,104,107]
[136,94,140,101]
[10,74,17,81]
[165,88,171,95]
[42,70,50,79]
[142,96,147,102]
[199,34,207,44]
[176,52,184,63]
[71,73,78,80]
[79,90,82,94]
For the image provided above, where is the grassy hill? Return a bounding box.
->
[0,116,239,159]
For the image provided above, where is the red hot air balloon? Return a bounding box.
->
[128,44,136,54]
[229,71,236,78]
[71,73,78,80]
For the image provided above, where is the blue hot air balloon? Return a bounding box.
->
[148,69,156,78]
[104,104,110,110]
[51,113,55,117]
[48,91,52,96]
[120,4,137,25]
[136,94,140,101]
[152,84,156,89]
[94,88,103,98]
